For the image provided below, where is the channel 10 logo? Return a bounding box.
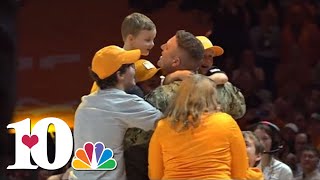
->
[7,118,73,170]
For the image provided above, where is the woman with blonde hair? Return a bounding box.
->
[148,74,248,180]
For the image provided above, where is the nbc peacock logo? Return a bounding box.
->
[71,142,117,170]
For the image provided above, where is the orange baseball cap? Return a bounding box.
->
[91,45,141,79]
[90,59,159,92]
[134,59,160,82]
[196,36,224,57]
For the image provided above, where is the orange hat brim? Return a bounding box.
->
[207,45,224,57]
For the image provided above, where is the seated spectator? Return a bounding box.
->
[282,123,299,153]
[254,121,293,180]
[295,133,311,159]
[281,2,320,67]
[285,153,298,177]
[250,7,280,93]
[294,145,320,180]
[232,49,265,97]
[292,112,307,135]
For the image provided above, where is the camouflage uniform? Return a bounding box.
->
[124,80,246,148]
[216,82,246,119]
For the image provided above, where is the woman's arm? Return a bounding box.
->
[229,119,249,179]
[148,123,164,180]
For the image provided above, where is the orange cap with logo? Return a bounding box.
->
[134,59,160,82]
[91,45,141,79]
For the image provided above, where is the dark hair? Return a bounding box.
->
[175,30,204,70]
[89,64,133,90]
[254,121,283,153]
[296,132,312,144]
[301,145,319,157]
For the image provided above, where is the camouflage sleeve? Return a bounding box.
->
[145,81,181,112]
[123,82,181,149]
[216,82,246,119]
[124,128,153,150]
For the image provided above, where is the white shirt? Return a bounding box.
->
[294,169,320,180]
[258,158,293,180]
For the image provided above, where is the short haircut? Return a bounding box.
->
[121,12,156,41]
[301,145,319,157]
[175,30,204,70]
[243,131,264,155]
[89,64,133,90]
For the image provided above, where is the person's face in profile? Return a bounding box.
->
[130,29,156,56]
[158,35,180,75]
[254,128,272,152]
[245,136,261,167]
[199,49,214,75]
[121,64,136,91]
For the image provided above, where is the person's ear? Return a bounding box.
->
[255,153,262,163]
[116,71,125,81]
[172,56,181,68]
[127,34,135,43]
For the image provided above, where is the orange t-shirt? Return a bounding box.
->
[246,167,264,180]
[148,112,248,180]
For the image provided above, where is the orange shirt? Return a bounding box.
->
[148,112,248,180]
[246,167,264,180]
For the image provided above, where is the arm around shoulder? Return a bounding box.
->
[208,72,229,85]
[125,96,163,131]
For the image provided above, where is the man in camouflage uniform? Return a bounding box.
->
[124,30,246,180]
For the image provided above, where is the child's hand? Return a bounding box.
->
[208,72,229,85]
[163,70,194,85]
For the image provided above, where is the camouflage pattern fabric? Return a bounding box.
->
[216,82,246,119]
[123,81,181,150]
[145,81,181,112]
[124,129,153,150]
[124,80,246,148]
